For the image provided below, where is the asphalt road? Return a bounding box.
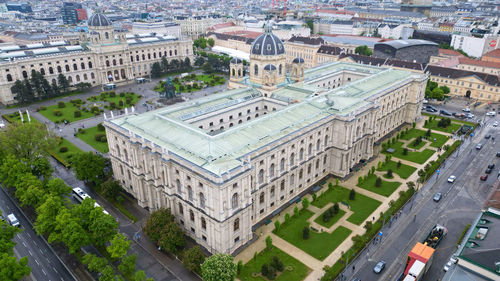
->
[0,188,76,281]
[344,114,497,281]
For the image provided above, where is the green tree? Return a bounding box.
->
[439,85,450,94]
[202,62,214,74]
[0,254,30,281]
[72,152,108,186]
[34,195,65,236]
[106,233,130,259]
[0,122,56,164]
[49,208,90,254]
[161,56,169,73]
[144,209,175,243]
[88,208,119,246]
[100,178,121,201]
[407,181,416,190]
[51,79,61,97]
[133,270,153,281]
[118,254,137,277]
[266,235,272,249]
[82,253,107,273]
[183,57,191,69]
[151,62,163,78]
[14,172,44,207]
[333,202,339,214]
[182,246,205,274]
[0,156,30,188]
[305,19,314,32]
[431,87,444,100]
[284,213,290,223]
[302,198,310,210]
[302,226,310,239]
[158,222,185,254]
[355,45,373,56]
[207,38,215,47]
[293,206,299,216]
[274,220,280,232]
[31,157,53,180]
[45,178,72,198]
[99,265,115,281]
[386,169,393,178]
[194,56,205,67]
[201,253,237,281]
[11,79,33,104]
[375,177,382,187]
[194,38,207,49]
[349,189,356,200]
[57,74,70,93]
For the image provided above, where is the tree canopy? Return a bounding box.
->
[72,152,109,186]
[354,45,373,56]
[201,253,237,281]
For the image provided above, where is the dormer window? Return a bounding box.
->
[267,44,272,51]
[255,44,260,50]
[278,44,282,50]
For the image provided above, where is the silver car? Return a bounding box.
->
[373,260,386,274]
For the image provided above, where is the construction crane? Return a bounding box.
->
[272,0,287,16]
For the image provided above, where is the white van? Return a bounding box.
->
[7,214,19,227]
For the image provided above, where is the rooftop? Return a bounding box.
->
[108,62,420,176]
[375,39,438,50]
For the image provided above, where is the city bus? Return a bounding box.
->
[72,187,109,215]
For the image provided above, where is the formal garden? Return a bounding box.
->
[237,242,310,281]
[423,114,476,134]
[76,123,109,153]
[38,91,140,123]
[154,73,226,93]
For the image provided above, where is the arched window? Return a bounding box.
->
[176,179,182,193]
[234,218,239,231]
[49,67,54,74]
[6,74,12,82]
[316,159,320,169]
[57,66,62,73]
[189,210,194,222]
[299,169,303,179]
[105,32,109,39]
[254,64,258,75]
[187,186,193,200]
[40,68,45,75]
[148,53,151,60]
[279,64,282,75]
[201,217,206,230]
[308,143,313,155]
[299,148,304,161]
[178,202,183,215]
[169,50,172,56]
[106,60,110,67]
[308,164,312,174]
[68,76,73,83]
[323,155,327,164]
[232,68,235,76]
[174,50,177,55]
[81,62,85,69]
[259,192,265,203]
[130,56,134,62]
[119,58,123,65]
[290,153,295,166]
[91,72,95,79]
[136,55,139,61]
[153,53,156,59]
[258,169,264,184]
[65,65,70,72]
[232,193,238,209]
[73,64,77,70]
[280,158,285,172]
[290,174,295,185]
[88,61,93,69]
[200,193,205,209]
[51,78,56,84]
[113,59,116,66]
[316,139,321,151]
[83,73,88,80]
[270,186,275,197]
[269,164,275,178]
[324,135,329,146]
[76,75,80,82]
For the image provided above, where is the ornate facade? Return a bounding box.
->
[104,25,427,254]
[0,13,193,104]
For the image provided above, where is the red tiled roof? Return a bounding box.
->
[316,9,355,15]
[438,48,464,57]
[208,22,235,31]
[459,57,500,69]
[222,30,262,39]
[483,48,500,59]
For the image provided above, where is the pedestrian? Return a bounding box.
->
[414,214,416,222]
[352,265,355,271]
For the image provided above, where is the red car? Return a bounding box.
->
[480,174,488,181]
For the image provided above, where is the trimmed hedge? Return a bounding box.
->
[419,140,462,182]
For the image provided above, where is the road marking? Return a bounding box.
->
[53,267,58,273]
[26,233,31,238]
[40,249,43,254]
[33,241,37,246]
[35,259,39,266]
[17,234,21,239]
[22,242,27,248]
[61,277,64,281]
[28,250,33,256]
[42,269,47,276]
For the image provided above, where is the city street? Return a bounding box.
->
[345,113,497,281]
[0,188,76,281]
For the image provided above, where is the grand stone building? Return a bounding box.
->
[0,13,193,104]
[104,25,427,254]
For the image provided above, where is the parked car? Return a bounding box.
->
[494,122,499,127]
[466,113,475,119]
[433,193,442,202]
[443,260,453,272]
[426,108,437,113]
[486,134,491,139]
[447,175,456,183]
[440,110,452,116]
[486,111,496,116]
[7,214,19,227]
[462,108,471,112]
[496,152,500,157]
[373,261,386,274]
[480,174,488,181]
[476,143,483,150]
[488,164,495,169]
[486,168,493,174]
[423,99,428,104]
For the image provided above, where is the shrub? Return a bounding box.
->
[403,148,408,155]
[58,101,65,108]
[426,129,431,137]
[397,161,402,168]
[237,260,243,275]
[265,235,272,249]
[39,106,47,111]
[261,264,269,276]
[119,100,124,107]
[371,166,376,174]
[266,265,276,280]
[349,189,356,200]
[271,256,284,272]
[358,176,363,185]
[74,110,82,118]
[78,128,85,134]
[302,227,310,240]
[99,135,107,142]
[95,133,105,141]
[294,206,299,217]
[274,220,280,232]
[323,211,331,222]
[386,169,393,178]
[302,198,310,209]
[333,202,339,214]
[125,97,132,105]
[97,123,105,131]
[375,177,382,187]
[109,102,116,109]
[53,110,63,116]
[329,182,334,190]
[284,213,290,223]
[312,192,317,202]
[59,146,68,153]
[109,92,116,97]
[119,92,125,97]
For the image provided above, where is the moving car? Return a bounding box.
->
[488,164,495,169]
[373,260,386,274]
[426,107,437,113]
[476,143,483,150]
[480,174,488,181]
[7,214,19,227]
[440,110,451,116]
[462,108,471,112]
[485,134,491,139]
[433,193,442,202]
[466,113,475,119]
[494,122,499,127]
[486,168,493,174]
[447,175,456,183]
[486,111,496,116]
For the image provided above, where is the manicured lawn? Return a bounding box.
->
[312,186,381,225]
[76,125,109,153]
[400,128,449,148]
[50,137,83,167]
[39,102,95,123]
[237,247,310,281]
[314,209,346,228]
[274,209,352,261]
[87,92,140,109]
[2,112,41,124]
[377,160,417,179]
[155,74,226,93]
[423,115,466,134]
[384,141,435,164]
[357,174,401,197]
